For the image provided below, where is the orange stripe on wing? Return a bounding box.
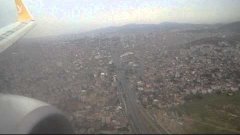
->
[15,0,33,22]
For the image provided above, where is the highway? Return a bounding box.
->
[109,42,167,134]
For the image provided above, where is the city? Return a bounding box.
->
[0,21,240,133]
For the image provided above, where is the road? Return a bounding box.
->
[109,41,168,134]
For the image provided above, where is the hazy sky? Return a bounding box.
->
[25,0,240,24]
[22,0,240,36]
[1,0,240,37]
[0,0,17,27]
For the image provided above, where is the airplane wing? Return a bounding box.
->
[0,0,35,53]
[0,1,73,133]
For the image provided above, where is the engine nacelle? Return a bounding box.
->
[0,94,73,134]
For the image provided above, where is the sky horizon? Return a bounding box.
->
[1,0,240,37]
[23,0,240,37]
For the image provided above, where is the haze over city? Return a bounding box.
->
[1,0,240,134]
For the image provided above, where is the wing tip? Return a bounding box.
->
[15,0,33,22]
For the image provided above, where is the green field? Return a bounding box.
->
[171,91,240,134]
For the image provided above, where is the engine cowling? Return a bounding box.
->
[0,94,73,134]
